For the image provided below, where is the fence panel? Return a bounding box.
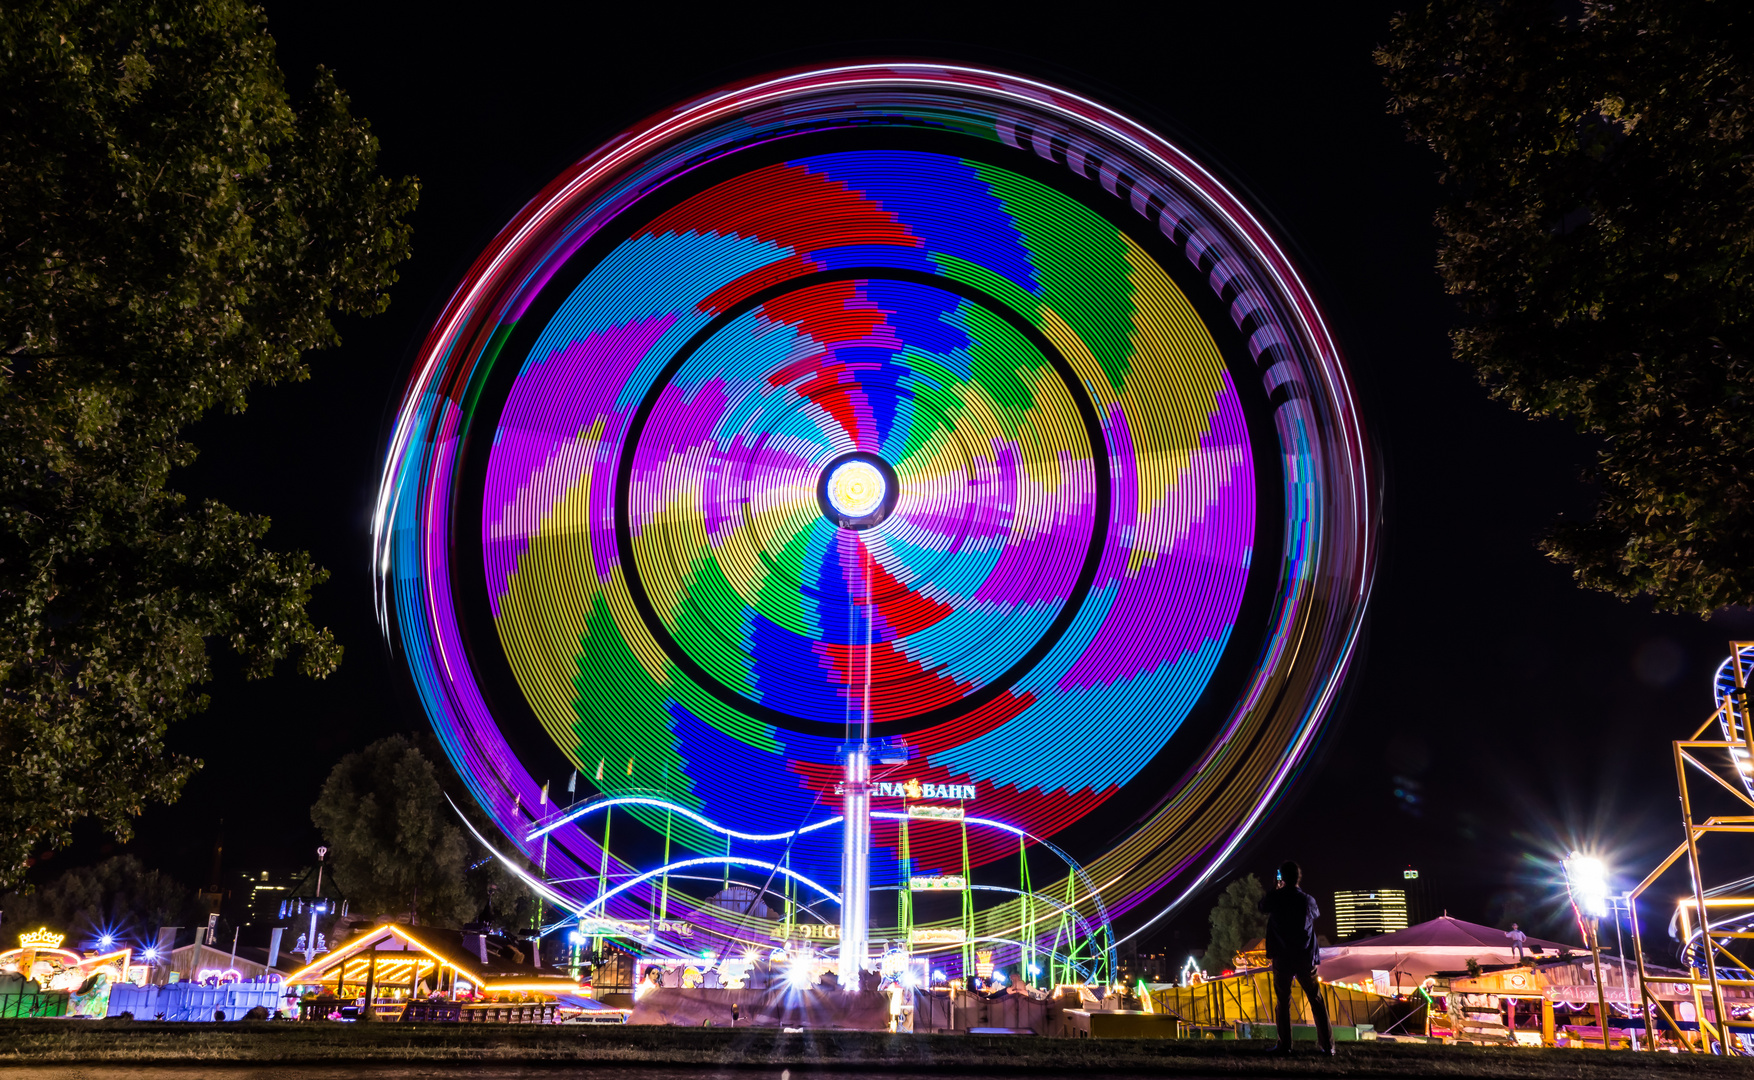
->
[1152,971,1400,1031]
[106,981,285,1020]
[0,984,68,1018]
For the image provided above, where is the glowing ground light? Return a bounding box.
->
[827,460,885,521]
[374,63,1377,948]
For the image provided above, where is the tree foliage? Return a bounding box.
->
[0,0,417,888]
[408,730,538,937]
[0,854,200,943]
[1378,0,1754,614]
[1200,873,1267,974]
[312,736,490,928]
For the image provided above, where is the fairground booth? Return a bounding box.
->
[282,922,608,1022]
[1318,916,1579,993]
[1445,954,1754,1050]
[1308,915,1709,1047]
[0,926,142,1018]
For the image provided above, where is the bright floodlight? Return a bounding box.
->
[826,459,885,519]
[567,929,586,945]
[98,935,114,948]
[786,962,813,989]
[143,947,158,960]
[1563,850,1609,919]
[1029,963,1042,976]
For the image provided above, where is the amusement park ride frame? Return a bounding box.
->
[496,789,1119,988]
[1629,641,1754,1054]
[376,62,1379,997]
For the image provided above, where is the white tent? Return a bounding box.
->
[1318,916,1580,991]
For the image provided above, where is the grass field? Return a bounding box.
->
[1,1020,1752,1078]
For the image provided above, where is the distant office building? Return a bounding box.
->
[1401,865,1437,924]
[235,870,294,927]
[1136,951,1175,981]
[1333,888,1410,940]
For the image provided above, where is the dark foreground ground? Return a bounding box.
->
[0,1020,1750,1079]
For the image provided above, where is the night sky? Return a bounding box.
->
[39,2,1754,956]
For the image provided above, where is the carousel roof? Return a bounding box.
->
[1331,916,1575,954]
[1318,916,1583,986]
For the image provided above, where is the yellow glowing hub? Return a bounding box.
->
[827,460,885,519]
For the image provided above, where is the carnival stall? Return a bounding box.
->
[282,922,603,1023]
[158,938,295,985]
[1319,916,1578,991]
[0,927,141,1018]
[1446,956,1754,1049]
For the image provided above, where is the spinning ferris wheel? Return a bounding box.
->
[374,63,1377,983]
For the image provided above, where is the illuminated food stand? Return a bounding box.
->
[282,922,595,1023]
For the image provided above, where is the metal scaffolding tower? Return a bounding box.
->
[1630,641,1754,1054]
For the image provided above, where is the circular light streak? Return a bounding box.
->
[374,62,1377,948]
[1713,644,1754,796]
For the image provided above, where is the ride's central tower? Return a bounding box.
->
[839,744,871,986]
[821,452,888,985]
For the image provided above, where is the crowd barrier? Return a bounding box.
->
[1151,970,1417,1033]
[106,980,286,1021]
[0,974,68,1018]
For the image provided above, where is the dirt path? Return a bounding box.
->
[4,1071,1209,1080]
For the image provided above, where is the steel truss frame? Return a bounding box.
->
[1629,641,1754,1054]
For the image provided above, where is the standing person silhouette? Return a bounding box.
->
[1257,860,1333,1055]
[1507,923,1527,962]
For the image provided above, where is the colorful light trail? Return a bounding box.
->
[374,63,1376,967]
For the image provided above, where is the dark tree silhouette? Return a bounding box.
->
[1200,873,1267,974]
[1379,0,1754,614]
[310,737,476,927]
[0,855,201,944]
[0,0,417,888]
[309,736,537,931]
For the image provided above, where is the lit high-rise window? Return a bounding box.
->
[1333,889,1410,940]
